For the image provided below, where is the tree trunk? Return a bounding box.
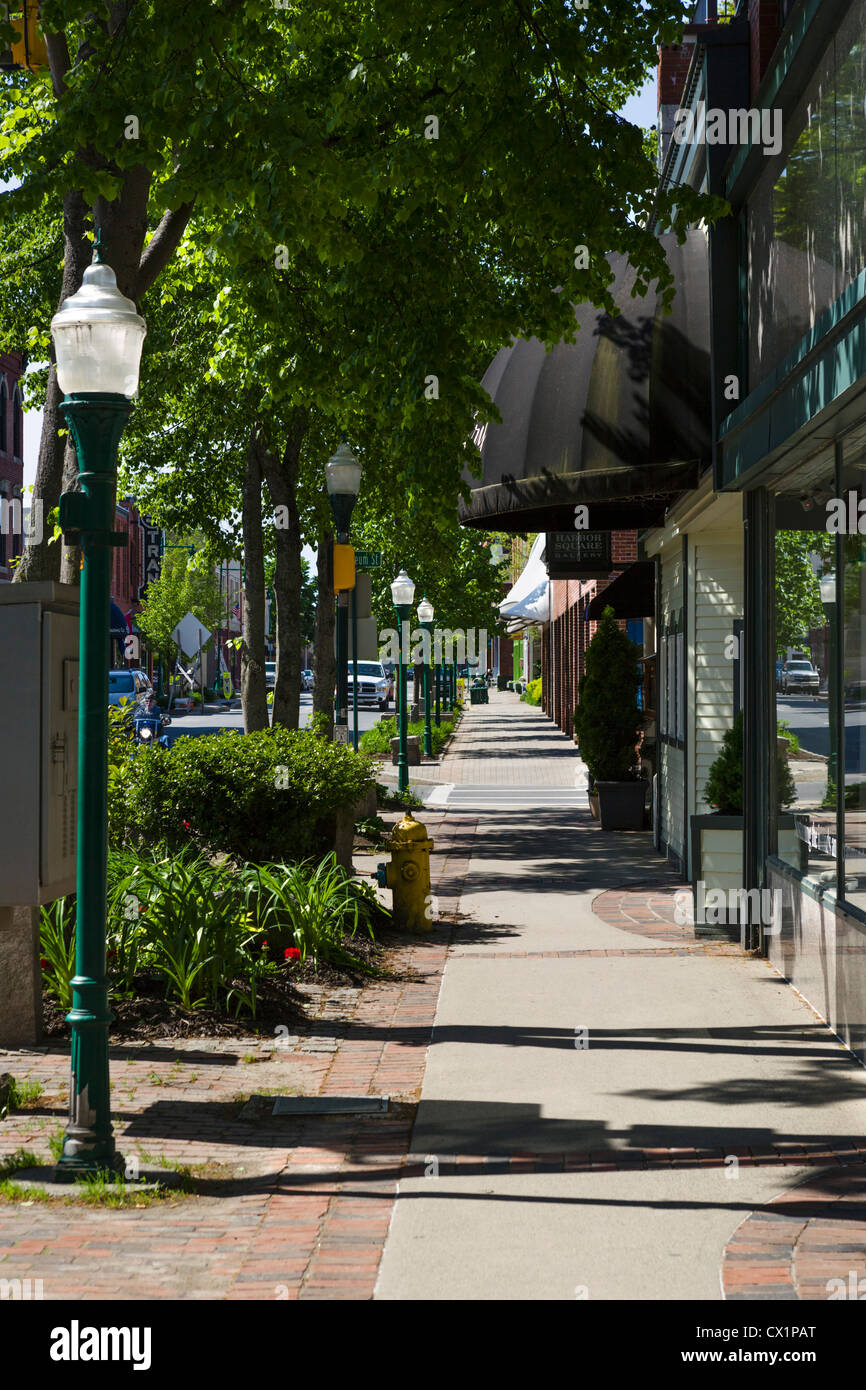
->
[14,187,90,585]
[241,434,269,733]
[313,522,335,738]
[259,411,306,731]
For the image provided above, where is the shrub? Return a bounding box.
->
[703,711,796,813]
[522,678,542,706]
[572,607,643,783]
[109,726,374,863]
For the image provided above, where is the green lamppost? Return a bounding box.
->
[391,569,416,792]
[820,575,838,804]
[417,596,434,756]
[326,441,362,742]
[52,240,147,1177]
[434,658,441,727]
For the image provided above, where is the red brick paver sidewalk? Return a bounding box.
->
[0,812,475,1301]
[723,1169,866,1301]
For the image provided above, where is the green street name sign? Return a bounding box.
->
[355,550,382,569]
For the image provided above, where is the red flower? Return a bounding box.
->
[284,947,301,962]
[261,940,269,950]
[40,957,49,969]
[181,820,191,829]
[107,949,117,960]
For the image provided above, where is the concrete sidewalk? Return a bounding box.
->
[376,694,866,1301]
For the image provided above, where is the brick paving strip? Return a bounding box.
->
[722,1170,866,1300]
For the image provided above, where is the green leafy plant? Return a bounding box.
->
[521,677,542,706]
[39,896,77,1010]
[777,719,800,755]
[249,853,383,971]
[703,712,796,813]
[360,715,455,756]
[572,608,643,784]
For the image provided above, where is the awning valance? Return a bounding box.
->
[586,560,656,621]
[460,230,710,533]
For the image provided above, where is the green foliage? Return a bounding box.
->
[360,715,455,756]
[109,726,374,863]
[774,532,832,655]
[42,846,386,1020]
[702,712,796,814]
[39,896,76,1011]
[777,720,800,756]
[572,608,643,783]
[521,678,542,706]
[135,546,223,670]
[247,857,382,972]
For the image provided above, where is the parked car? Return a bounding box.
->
[301,669,313,691]
[780,660,820,694]
[265,661,276,689]
[108,668,153,707]
[342,660,392,710]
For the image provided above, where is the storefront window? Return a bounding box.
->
[747,0,866,387]
[840,439,866,912]
[773,453,837,884]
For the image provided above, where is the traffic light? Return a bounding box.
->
[0,4,48,72]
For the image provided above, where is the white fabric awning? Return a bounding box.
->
[499,533,549,624]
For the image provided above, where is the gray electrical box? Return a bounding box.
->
[0,582,80,905]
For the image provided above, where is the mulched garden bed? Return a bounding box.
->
[40,931,404,1042]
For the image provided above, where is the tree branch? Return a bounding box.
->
[135,200,196,299]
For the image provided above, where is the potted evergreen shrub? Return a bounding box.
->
[572,607,646,830]
[691,711,797,928]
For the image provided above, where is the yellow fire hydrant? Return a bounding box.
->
[376,811,434,932]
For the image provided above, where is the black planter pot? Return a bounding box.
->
[595,780,646,830]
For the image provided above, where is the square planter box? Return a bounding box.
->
[390,734,421,766]
[595,780,646,830]
[690,812,799,937]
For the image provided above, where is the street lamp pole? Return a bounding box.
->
[391,569,416,793]
[325,441,362,742]
[418,597,434,757]
[434,660,441,727]
[820,575,838,804]
[51,239,147,1177]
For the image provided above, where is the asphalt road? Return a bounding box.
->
[163,689,411,745]
[777,692,866,779]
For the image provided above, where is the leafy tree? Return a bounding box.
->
[135,542,223,678]
[774,531,832,655]
[2,0,721,590]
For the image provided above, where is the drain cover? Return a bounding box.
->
[271,1096,390,1116]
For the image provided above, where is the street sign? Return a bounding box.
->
[355,550,381,569]
[139,516,162,599]
[333,724,349,744]
[171,611,211,659]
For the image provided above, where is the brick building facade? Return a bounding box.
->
[541,530,639,735]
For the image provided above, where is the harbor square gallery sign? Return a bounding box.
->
[544,531,611,579]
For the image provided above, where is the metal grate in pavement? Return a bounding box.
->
[271,1096,390,1116]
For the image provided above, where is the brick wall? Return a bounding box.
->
[749,0,781,97]
[546,530,638,735]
